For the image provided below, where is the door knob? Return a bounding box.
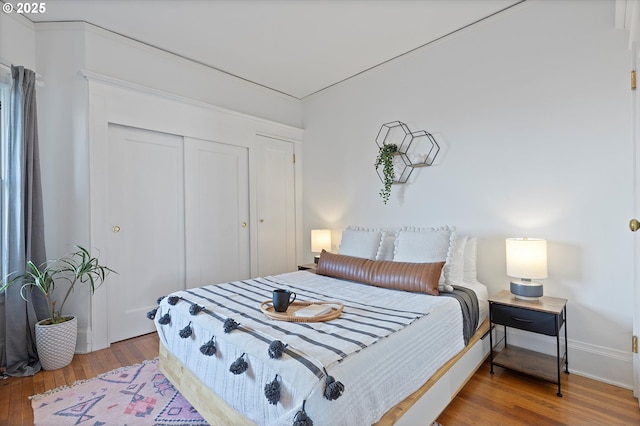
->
[112,225,121,233]
[241,222,247,228]
[630,219,640,232]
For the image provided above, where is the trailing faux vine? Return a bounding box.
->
[374,144,398,204]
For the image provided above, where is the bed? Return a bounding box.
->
[151,227,490,425]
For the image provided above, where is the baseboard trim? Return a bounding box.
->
[74,325,91,354]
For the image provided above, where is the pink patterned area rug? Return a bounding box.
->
[30,358,208,425]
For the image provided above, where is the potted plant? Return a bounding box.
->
[0,246,114,370]
[374,143,398,204]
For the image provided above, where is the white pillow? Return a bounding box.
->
[447,235,467,284]
[393,226,456,264]
[393,226,456,291]
[377,233,396,261]
[463,237,478,281]
[338,226,386,260]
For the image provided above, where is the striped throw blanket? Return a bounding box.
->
[154,271,474,425]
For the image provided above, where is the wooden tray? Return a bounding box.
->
[259,300,343,322]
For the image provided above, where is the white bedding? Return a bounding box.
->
[155,271,487,426]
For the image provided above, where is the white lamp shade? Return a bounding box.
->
[506,238,548,279]
[311,229,332,253]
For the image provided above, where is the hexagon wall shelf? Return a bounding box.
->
[375,120,440,185]
[405,129,440,168]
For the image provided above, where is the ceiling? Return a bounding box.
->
[24,0,523,99]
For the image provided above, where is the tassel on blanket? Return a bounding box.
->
[189,304,205,315]
[293,400,313,426]
[230,353,248,374]
[146,308,157,320]
[223,318,240,333]
[179,322,193,339]
[167,295,181,305]
[200,337,217,356]
[268,340,287,359]
[158,311,171,325]
[322,367,345,401]
[264,374,280,405]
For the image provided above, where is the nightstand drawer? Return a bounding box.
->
[491,304,560,336]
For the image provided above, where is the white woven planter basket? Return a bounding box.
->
[35,316,78,370]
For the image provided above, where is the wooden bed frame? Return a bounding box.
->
[159,319,491,425]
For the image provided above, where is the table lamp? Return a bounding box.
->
[311,229,332,264]
[506,237,547,300]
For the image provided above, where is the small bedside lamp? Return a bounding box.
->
[311,229,332,264]
[506,237,548,300]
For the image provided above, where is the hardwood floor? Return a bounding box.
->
[1,332,638,425]
[437,361,640,426]
[0,332,159,426]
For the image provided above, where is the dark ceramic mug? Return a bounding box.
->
[272,289,296,312]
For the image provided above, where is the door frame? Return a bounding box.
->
[633,41,640,401]
[249,131,304,278]
[613,2,639,400]
[253,134,297,277]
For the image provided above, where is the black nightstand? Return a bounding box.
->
[297,263,317,272]
[489,290,568,396]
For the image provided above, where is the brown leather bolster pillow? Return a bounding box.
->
[316,250,444,296]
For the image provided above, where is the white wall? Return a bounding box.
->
[0,8,36,69]
[302,0,634,388]
[82,23,301,128]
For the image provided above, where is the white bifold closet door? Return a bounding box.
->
[107,125,186,343]
[255,135,296,277]
[101,125,288,342]
[184,137,250,288]
[106,126,251,343]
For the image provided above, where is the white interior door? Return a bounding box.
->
[255,135,296,276]
[184,137,250,287]
[107,125,185,343]
[633,43,640,403]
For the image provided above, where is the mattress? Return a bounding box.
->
[154,271,488,426]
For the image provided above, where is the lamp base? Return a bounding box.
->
[510,280,543,300]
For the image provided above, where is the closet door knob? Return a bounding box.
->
[630,219,640,232]
[241,222,247,228]
[112,225,121,233]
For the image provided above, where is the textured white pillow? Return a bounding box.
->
[447,235,467,284]
[393,226,457,287]
[376,233,397,261]
[338,226,386,260]
[463,237,478,281]
[393,226,456,263]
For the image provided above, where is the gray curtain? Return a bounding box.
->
[0,65,47,377]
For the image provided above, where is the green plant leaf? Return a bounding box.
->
[374,144,398,204]
[0,245,115,323]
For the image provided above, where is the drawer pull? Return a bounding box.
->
[511,316,533,323]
